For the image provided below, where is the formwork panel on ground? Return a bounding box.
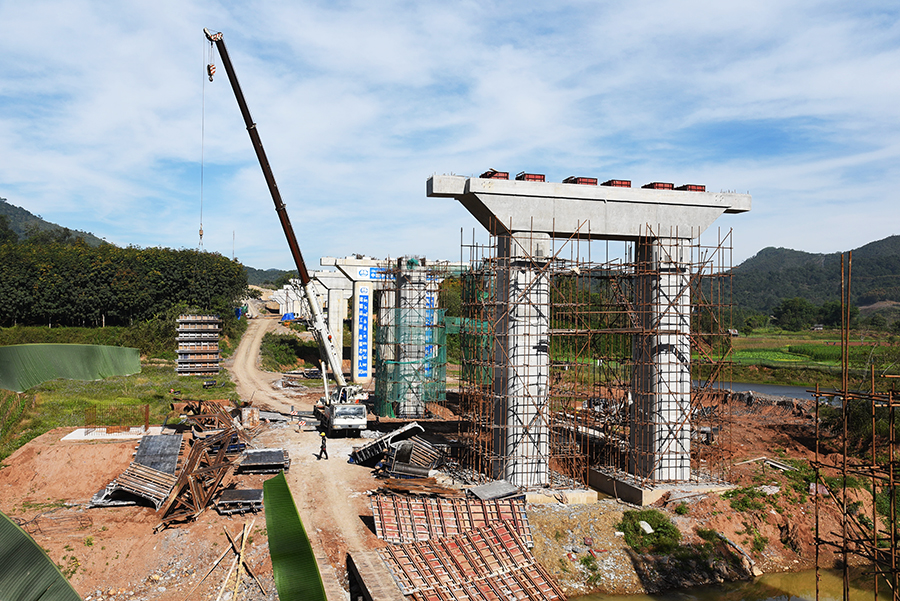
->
[378,522,564,600]
[370,495,532,547]
[133,434,183,473]
[237,448,290,473]
[93,463,179,509]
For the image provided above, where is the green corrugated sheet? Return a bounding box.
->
[0,344,140,393]
[264,472,327,601]
[0,510,83,601]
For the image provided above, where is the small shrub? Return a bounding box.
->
[723,487,766,512]
[579,555,598,571]
[752,531,769,553]
[83,536,94,547]
[824,475,863,491]
[616,509,682,554]
[675,502,689,516]
[875,487,899,522]
[696,528,719,543]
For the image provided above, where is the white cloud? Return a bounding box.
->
[0,0,898,271]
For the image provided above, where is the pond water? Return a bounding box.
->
[698,381,835,400]
[572,568,893,601]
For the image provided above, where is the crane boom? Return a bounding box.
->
[203,28,347,387]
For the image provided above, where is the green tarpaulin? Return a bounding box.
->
[264,472,327,601]
[0,344,141,393]
[0,510,83,601]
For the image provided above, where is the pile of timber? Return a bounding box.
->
[375,477,464,498]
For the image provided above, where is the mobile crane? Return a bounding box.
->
[204,28,367,436]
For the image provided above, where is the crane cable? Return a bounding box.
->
[200,39,217,249]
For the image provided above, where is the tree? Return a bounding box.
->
[773,297,818,331]
[0,215,17,244]
[273,271,299,289]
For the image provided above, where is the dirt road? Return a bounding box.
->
[228,317,300,414]
[225,317,383,597]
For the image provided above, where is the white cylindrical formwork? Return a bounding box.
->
[631,238,692,482]
[493,233,552,488]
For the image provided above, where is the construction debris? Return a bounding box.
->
[133,434,184,473]
[91,434,184,509]
[236,448,290,474]
[375,477,464,498]
[466,479,521,501]
[92,463,179,510]
[157,428,238,527]
[382,435,445,475]
[182,520,266,600]
[351,422,424,465]
[216,489,264,515]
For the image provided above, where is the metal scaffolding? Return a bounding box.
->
[814,252,899,600]
[373,257,448,418]
[454,225,735,490]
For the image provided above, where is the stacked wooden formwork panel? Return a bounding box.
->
[378,522,565,601]
[176,314,221,376]
[370,495,532,547]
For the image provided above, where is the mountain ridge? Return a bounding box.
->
[732,234,900,312]
[0,197,105,246]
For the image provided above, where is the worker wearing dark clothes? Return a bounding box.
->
[318,432,328,460]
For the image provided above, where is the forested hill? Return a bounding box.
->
[0,197,105,246]
[244,266,289,287]
[733,235,900,312]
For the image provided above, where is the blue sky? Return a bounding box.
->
[1,1,899,270]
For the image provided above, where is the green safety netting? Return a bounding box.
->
[373,308,447,417]
[0,344,141,393]
[0,510,83,601]
[264,472,327,601]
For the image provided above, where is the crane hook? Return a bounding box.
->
[207,64,216,82]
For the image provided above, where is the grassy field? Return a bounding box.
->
[712,328,900,389]
[0,364,240,463]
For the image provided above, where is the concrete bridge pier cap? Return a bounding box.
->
[427,174,750,487]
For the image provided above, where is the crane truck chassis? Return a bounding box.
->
[314,371,368,436]
[204,28,368,436]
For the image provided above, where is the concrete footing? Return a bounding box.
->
[525,489,599,505]
[589,468,733,506]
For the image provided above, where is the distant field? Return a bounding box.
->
[709,329,899,389]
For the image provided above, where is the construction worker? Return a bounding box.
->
[317,432,328,460]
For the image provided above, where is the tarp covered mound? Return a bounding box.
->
[0,344,141,393]
[0,510,83,601]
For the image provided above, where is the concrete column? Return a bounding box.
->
[352,281,373,383]
[493,233,552,488]
[326,289,347,362]
[631,238,692,482]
